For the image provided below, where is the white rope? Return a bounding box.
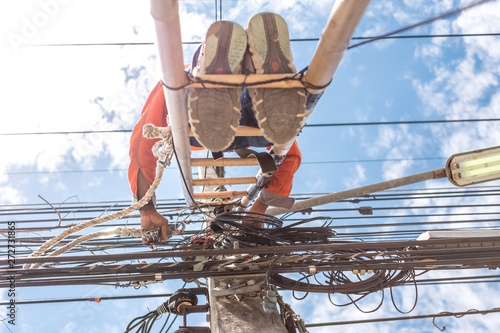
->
[34,227,148,268]
[143,123,174,163]
[24,124,174,269]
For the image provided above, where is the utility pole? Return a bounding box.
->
[208,275,288,333]
[149,0,371,331]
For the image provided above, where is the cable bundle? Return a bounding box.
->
[212,212,336,248]
[125,301,171,333]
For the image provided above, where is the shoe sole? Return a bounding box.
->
[188,21,247,152]
[247,13,306,145]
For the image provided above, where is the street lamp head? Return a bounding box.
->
[446,146,500,186]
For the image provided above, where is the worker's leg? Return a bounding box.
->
[245,141,301,227]
[262,141,301,201]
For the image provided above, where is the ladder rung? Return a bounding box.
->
[188,73,305,89]
[189,126,262,137]
[193,190,248,199]
[191,158,260,167]
[193,177,256,186]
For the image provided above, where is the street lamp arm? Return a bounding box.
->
[266,168,446,216]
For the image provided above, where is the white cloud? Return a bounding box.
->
[365,0,500,183]
[60,321,78,333]
[344,163,367,188]
[0,186,27,204]
[224,0,335,38]
[0,1,189,195]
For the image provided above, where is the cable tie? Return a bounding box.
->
[155,273,162,281]
[161,79,189,91]
[308,265,316,274]
[156,302,169,315]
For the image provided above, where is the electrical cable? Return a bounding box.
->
[347,0,494,50]
[304,307,500,328]
[125,283,188,333]
[29,33,500,47]
[170,135,212,219]
[2,156,447,176]
[3,118,500,136]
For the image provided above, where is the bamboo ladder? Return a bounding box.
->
[150,0,370,207]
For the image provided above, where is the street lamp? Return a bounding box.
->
[446,146,500,186]
[267,146,500,216]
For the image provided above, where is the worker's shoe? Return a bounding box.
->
[188,21,247,152]
[246,13,307,145]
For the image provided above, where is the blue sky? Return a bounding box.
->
[1,0,500,332]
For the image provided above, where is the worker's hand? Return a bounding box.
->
[243,199,268,228]
[140,206,171,247]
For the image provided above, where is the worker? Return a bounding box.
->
[128,13,307,243]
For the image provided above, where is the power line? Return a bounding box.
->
[0,129,131,136]
[305,118,500,127]
[302,157,446,164]
[348,0,493,50]
[29,33,500,47]
[305,307,500,328]
[0,293,173,306]
[3,274,499,306]
[2,168,128,175]
[2,118,499,136]
[2,157,447,176]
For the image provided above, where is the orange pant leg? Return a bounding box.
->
[264,141,301,197]
[128,82,168,198]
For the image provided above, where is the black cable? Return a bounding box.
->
[304,307,500,328]
[295,33,500,42]
[347,0,493,50]
[170,135,205,216]
[3,118,499,136]
[0,293,174,306]
[2,156,447,176]
[2,168,128,175]
[0,129,131,136]
[305,118,500,127]
[29,33,500,47]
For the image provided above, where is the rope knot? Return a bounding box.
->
[142,124,174,166]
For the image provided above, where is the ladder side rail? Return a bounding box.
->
[304,0,371,95]
[150,0,194,205]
